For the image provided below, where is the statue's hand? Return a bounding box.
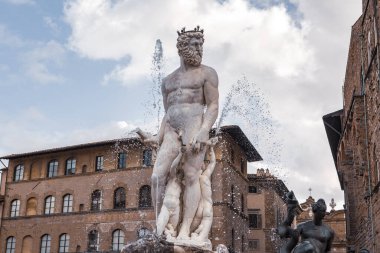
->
[143,136,159,146]
[191,129,209,153]
[135,128,159,146]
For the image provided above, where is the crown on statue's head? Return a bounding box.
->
[177,26,204,36]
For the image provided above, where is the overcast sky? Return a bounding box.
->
[0,0,362,210]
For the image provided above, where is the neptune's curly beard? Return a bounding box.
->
[181,47,203,67]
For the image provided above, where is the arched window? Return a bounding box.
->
[65,159,76,175]
[47,160,58,178]
[137,227,150,239]
[142,149,152,166]
[59,234,70,253]
[6,236,16,253]
[112,229,125,251]
[10,199,20,217]
[62,194,73,213]
[91,190,102,211]
[26,197,37,216]
[44,196,55,215]
[14,164,24,182]
[138,185,152,207]
[40,234,51,253]
[88,230,99,251]
[114,187,126,209]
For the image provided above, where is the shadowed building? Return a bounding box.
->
[0,125,261,253]
[323,1,380,252]
[246,169,289,253]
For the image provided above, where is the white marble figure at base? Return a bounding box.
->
[191,138,218,242]
[156,144,185,237]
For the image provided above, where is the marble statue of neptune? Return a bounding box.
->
[147,26,219,241]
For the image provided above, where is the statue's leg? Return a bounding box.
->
[177,149,206,239]
[169,203,180,236]
[156,205,170,236]
[190,198,203,233]
[196,177,213,241]
[151,130,181,218]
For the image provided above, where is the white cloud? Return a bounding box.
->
[61,0,363,209]
[64,0,313,86]
[23,40,66,84]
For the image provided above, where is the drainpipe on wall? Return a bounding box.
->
[360,11,376,251]
[374,0,380,87]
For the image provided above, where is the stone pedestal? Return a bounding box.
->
[121,234,229,253]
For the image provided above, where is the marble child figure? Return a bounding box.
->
[155,145,184,237]
[191,137,218,242]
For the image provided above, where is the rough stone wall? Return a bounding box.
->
[342,15,362,124]
[338,1,380,251]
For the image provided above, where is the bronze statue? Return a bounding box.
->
[278,191,335,253]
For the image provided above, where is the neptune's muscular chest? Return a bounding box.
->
[165,69,205,105]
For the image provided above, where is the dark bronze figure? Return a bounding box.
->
[278,191,335,253]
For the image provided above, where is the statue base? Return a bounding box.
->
[121,234,229,253]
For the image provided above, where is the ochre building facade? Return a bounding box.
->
[0,125,261,253]
[246,169,289,253]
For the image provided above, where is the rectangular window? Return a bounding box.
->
[248,240,259,250]
[118,153,127,169]
[248,185,258,193]
[95,156,104,171]
[143,149,152,166]
[248,212,262,229]
[62,195,73,213]
[65,159,76,175]
[48,161,58,178]
[91,190,102,211]
[45,196,55,215]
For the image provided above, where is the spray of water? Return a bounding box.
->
[141,39,165,133]
[216,76,283,172]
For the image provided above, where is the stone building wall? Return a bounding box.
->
[0,127,256,253]
[246,170,289,253]
[326,1,380,252]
